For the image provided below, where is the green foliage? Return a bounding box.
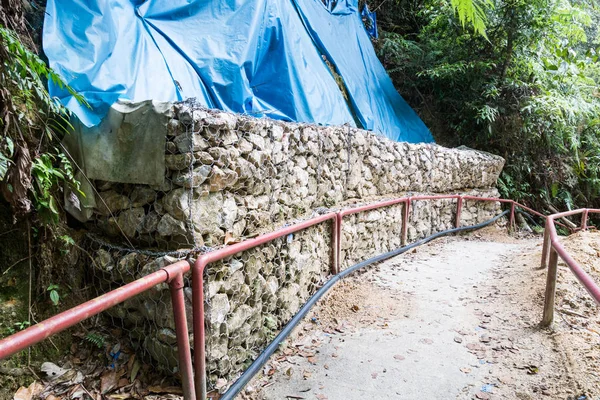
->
[47,284,60,306]
[0,27,83,130]
[5,320,31,335]
[84,332,106,349]
[58,234,76,255]
[31,153,82,223]
[375,0,600,212]
[0,137,14,181]
[0,26,84,221]
[450,0,494,37]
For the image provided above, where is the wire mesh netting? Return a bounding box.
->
[340,204,404,271]
[79,102,353,389]
[203,223,333,388]
[0,100,507,397]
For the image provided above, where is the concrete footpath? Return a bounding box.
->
[245,233,580,400]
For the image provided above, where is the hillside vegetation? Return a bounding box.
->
[373,0,600,213]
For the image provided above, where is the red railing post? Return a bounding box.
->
[192,258,207,400]
[541,247,559,327]
[581,209,589,231]
[333,213,342,274]
[455,196,463,228]
[509,202,516,231]
[189,213,336,399]
[541,218,550,270]
[402,198,410,246]
[169,272,196,400]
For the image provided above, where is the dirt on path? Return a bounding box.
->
[242,227,598,400]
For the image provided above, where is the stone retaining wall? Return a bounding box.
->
[88,103,504,252]
[83,102,505,386]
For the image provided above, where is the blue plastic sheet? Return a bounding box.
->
[361,5,378,39]
[43,0,433,143]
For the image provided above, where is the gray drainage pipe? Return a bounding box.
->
[221,210,510,399]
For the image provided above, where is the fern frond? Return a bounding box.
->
[84,332,106,349]
[450,0,493,38]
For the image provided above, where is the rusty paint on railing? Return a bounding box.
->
[0,195,551,400]
[541,208,600,327]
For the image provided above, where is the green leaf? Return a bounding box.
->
[59,235,76,246]
[48,196,59,215]
[49,290,59,306]
[130,360,141,382]
[551,183,559,198]
[449,0,493,38]
[5,137,14,156]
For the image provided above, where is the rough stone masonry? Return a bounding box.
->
[81,101,505,387]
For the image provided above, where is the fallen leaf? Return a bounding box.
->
[148,385,184,394]
[107,395,132,399]
[316,395,328,400]
[283,348,294,356]
[307,357,317,365]
[224,232,240,245]
[460,367,471,373]
[393,355,405,361]
[68,385,86,399]
[130,360,141,382]
[302,371,312,380]
[497,375,513,384]
[13,382,43,400]
[466,343,484,351]
[475,392,490,400]
[41,362,69,380]
[207,390,222,399]
[215,378,227,390]
[127,354,136,372]
[350,305,359,312]
[454,336,463,344]
[419,338,433,345]
[101,370,118,394]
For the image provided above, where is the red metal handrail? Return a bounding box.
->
[0,260,196,400]
[0,194,555,400]
[192,212,338,399]
[540,208,600,327]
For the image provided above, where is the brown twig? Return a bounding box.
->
[27,366,41,381]
[557,308,588,319]
[2,255,31,276]
[0,228,18,237]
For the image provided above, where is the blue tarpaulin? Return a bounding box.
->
[43,0,433,143]
[361,5,378,39]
